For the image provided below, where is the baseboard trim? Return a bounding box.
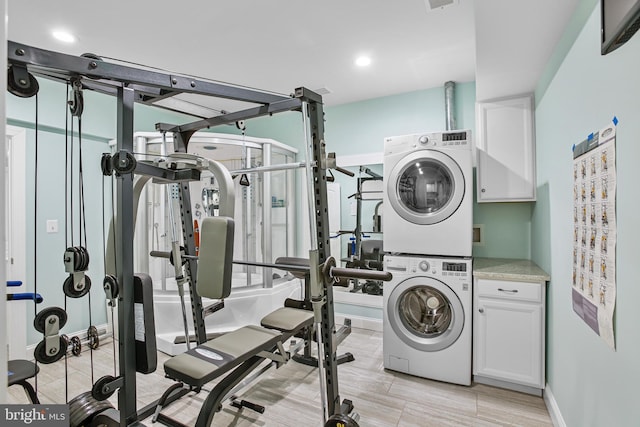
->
[544,383,567,427]
[473,375,542,396]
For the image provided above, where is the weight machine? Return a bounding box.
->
[338,166,385,295]
[7,41,391,426]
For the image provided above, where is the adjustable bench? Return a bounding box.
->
[156,217,315,427]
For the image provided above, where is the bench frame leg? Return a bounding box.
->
[195,355,264,427]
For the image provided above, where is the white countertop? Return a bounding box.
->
[473,258,550,283]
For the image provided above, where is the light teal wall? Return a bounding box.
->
[533,2,640,426]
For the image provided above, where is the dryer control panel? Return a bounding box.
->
[383,130,472,154]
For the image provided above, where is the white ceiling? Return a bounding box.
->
[7,0,580,112]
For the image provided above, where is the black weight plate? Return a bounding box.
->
[71,336,82,356]
[33,306,68,333]
[324,414,360,427]
[87,409,119,427]
[69,391,114,427]
[7,66,39,98]
[91,375,116,401]
[168,246,188,267]
[63,274,92,298]
[34,336,68,364]
[88,326,100,350]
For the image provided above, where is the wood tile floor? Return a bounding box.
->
[8,328,553,426]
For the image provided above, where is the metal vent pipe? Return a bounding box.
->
[444,81,456,130]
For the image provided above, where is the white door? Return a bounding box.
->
[476,94,536,202]
[475,298,543,387]
[5,126,27,360]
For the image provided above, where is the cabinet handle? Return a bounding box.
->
[498,288,518,293]
[478,307,484,313]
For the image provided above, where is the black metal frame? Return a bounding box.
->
[8,40,343,425]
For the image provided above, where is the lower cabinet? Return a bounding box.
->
[473,278,546,394]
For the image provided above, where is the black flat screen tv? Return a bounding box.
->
[601,0,640,54]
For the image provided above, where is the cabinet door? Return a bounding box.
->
[476,94,536,202]
[474,298,543,388]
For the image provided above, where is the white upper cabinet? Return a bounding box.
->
[476,94,536,202]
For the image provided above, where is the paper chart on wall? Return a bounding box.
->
[572,122,617,350]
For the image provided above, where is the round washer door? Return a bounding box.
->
[387,276,464,352]
[387,149,465,225]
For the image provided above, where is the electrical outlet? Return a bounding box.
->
[46,219,59,233]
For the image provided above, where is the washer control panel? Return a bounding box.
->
[385,256,471,279]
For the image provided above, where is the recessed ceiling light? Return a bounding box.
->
[52,30,76,43]
[355,56,372,67]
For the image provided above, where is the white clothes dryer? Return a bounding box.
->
[383,254,472,385]
[383,130,472,257]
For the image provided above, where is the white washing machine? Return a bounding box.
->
[383,130,472,257]
[383,254,472,385]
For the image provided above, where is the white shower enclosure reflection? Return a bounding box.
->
[130,132,301,354]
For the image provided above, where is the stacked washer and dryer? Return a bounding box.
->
[382,130,473,386]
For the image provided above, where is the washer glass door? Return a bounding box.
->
[387,150,464,225]
[387,276,464,352]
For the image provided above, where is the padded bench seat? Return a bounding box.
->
[261,307,314,332]
[164,308,314,388]
[164,325,281,387]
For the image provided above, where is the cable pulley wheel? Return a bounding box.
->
[100,153,114,176]
[112,151,137,175]
[68,84,84,117]
[68,391,114,427]
[73,246,90,271]
[65,246,90,272]
[33,306,68,333]
[87,325,100,350]
[71,336,82,356]
[34,336,68,364]
[7,66,39,98]
[103,275,119,300]
[63,274,92,298]
[91,375,116,401]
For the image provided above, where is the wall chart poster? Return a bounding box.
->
[572,122,617,350]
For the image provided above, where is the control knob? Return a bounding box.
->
[418,260,430,272]
[418,135,429,145]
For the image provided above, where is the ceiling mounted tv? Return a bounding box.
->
[601,0,640,54]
